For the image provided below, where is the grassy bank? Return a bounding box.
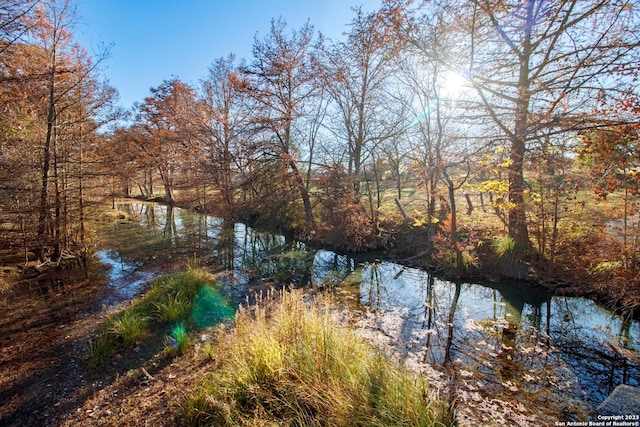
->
[88,266,235,366]
[84,267,453,425]
[184,290,454,426]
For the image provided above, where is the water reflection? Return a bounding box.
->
[324,255,639,419]
[97,201,316,302]
[96,201,640,420]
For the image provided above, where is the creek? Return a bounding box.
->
[94,200,639,420]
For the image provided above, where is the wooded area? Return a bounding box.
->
[1,0,639,292]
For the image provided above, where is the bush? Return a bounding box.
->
[87,334,117,367]
[164,324,190,357]
[492,235,530,279]
[155,292,191,323]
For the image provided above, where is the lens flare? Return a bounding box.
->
[192,284,236,328]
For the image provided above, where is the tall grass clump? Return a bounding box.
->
[492,235,530,279]
[154,292,191,323]
[164,323,190,357]
[87,334,117,367]
[184,290,453,426]
[139,265,213,315]
[493,235,516,258]
[110,310,150,346]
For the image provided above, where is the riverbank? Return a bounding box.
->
[0,266,454,426]
[0,260,603,426]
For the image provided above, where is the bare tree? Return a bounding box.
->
[463,0,640,253]
[319,7,398,198]
[0,0,38,57]
[199,55,253,217]
[384,2,475,258]
[243,18,319,236]
[384,0,640,277]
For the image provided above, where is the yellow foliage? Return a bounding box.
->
[529,191,542,204]
[500,158,513,168]
[477,179,509,194]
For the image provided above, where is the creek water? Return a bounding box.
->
[95,200,639,420]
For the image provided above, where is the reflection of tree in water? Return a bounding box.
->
[173,208,211,256]
[350,270,594,424]
[428,284,589,423]
[311,252,356,288]
[443,282,461,366]
[365,263,383,312]
[310,252,363,312]
[143,203,156,229]
[101,202,217,268]
[421,273,436,363]
[217,219,236,271]
[230,224,316,291]
[550,297,640,406]
[162,205,178,246]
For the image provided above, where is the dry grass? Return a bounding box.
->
[183,290,454,426]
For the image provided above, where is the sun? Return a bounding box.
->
[441,70,467,99]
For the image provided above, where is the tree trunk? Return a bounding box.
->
[158,165,174,204]
[52,129,61,260]
[464,193,473,215]
[507,0,533,252]
[444,173,461,269]
[508,137,529,248]
[289,160,315,236]
[79,131,85,247]
[37,63,56,261]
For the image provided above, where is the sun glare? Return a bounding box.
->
[441,71,467,99]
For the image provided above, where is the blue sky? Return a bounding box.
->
[76,0,381,109]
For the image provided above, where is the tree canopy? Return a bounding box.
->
[2,0,639,278]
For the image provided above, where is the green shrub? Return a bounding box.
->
[87,334,116,367]
[155,292,191,323]
[89,267,234,366]
[492,235,530,279]
[493,235,516,258]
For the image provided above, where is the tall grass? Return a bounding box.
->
[164,323,190,357]
[138,264,213,315]
[154,291,191,323]
[492,235,530,279]
[110,310,150,346]
[184,290,453,426]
